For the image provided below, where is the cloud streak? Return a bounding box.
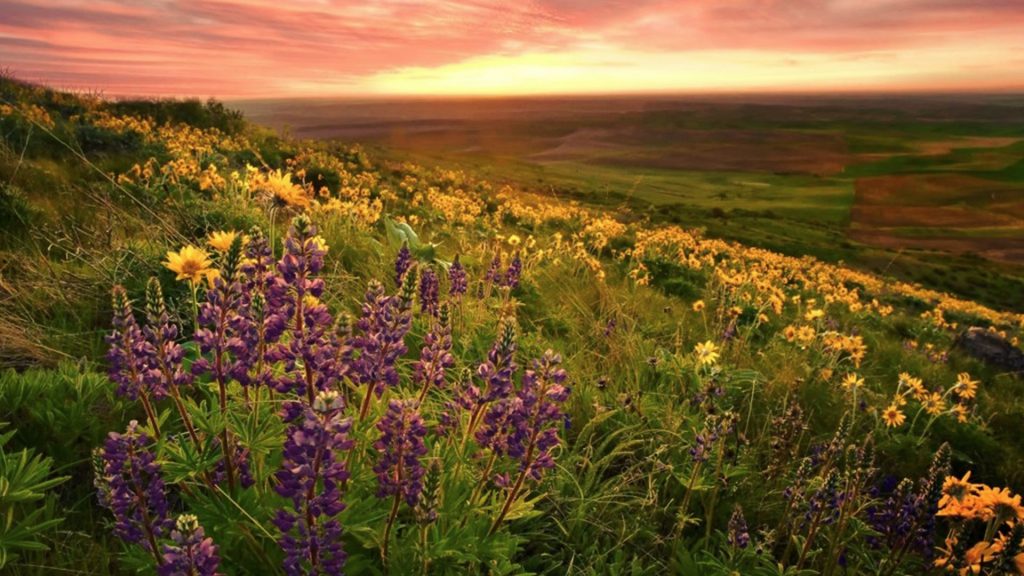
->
[1,0,1021,96]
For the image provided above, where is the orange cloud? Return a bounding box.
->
[2,0,1022,97]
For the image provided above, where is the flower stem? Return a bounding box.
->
[382,490,401,570]
[138,392,161,439]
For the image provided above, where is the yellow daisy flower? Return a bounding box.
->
[207,230,241,252]
[841,373,863,391]
[694,340,720,367]
[882,404,905,428]
[955,372,979,400]
[164,245,214,284]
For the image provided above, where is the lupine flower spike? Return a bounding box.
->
[395,242,412,287]
[505,252,522,290]
[413,303,455,403]
[448,255,467,299]
[192,233,246,490]
[419,267,440,317]
[353,272,415,420]
[108,285,163,437]
[268,215,335,404]
[373,399,428,565]
[489,350,570,534]
[233,227,288,399]
[96,420,171,564]
[144,278,200,449]
[274,390,353,576]
[159,514,222,576]
[466,321,518,440]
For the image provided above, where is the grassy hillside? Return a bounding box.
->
[4,77,1024,575]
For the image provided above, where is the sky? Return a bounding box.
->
[2,0,1024,98]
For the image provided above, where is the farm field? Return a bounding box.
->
[242,95,1024,310]
[5,76,1024,576]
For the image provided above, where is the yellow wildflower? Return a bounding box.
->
[694,340,720,367]
[924,392,946,416]
[882,404,905,428]
[164,245,214,284]
[955,372,979,400]
[207,230,241,252]
[841,373,863,391]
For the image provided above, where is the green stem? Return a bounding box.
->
[138,392,161,439]
[469,452,497,508]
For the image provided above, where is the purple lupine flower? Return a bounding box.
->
[191,236,246,395]
[373,399,429,507]
[867,445,949,561]
[240,226,277,293]
[144,278,192,392]
[395,242,413,287]
[331,312,356,400]
[479,350,570,488]
[783,457,813,504]
[505,350,570,480]
[688,413,734,464]
[867,477,917,549]
[143,278,205,450]
[603,317,617,338]
[448,255,467,298]
[484,253,502,285]
[352,275,415,419]
[266,216,336,402]
[412,303,455,402]
[108,285,164,401]
[487,350,570,534]
[475,395,518,457]
[159,515,222,576]
[96,420,171,553]
[232,227,288,391]
[803,470,844,528]
[274,391,353,576]
[419,267,440,317]
[190,235,249,489]
[504,252,522,290]
[476,322,518,404]
[690,429,714,464]
[212,438,254,489]
[721,320,737,342]
[728,505,750,549]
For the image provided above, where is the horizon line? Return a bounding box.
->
[227,86,1024,104]
[6,71,1024,104]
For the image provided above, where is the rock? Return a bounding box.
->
[954,327,1024,373]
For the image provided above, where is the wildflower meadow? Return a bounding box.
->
[3,76,1024,576]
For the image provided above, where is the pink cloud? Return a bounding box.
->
[1,0,1022,96]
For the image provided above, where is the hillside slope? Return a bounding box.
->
[3,77,1024,575]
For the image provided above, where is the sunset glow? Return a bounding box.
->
[3,0,1024,98]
